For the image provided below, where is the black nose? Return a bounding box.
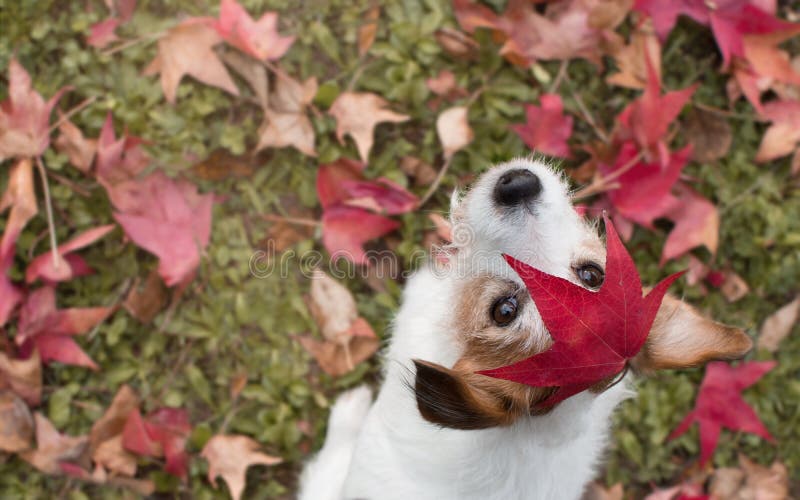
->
[493,169,542,206]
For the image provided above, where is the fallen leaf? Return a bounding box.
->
[0,59,68,161]
[123,270,168,323]
[607,21,661,89]
[94,113,149,186]
[94,435,138,477]
[0,351,42,405]
[736,454,789,500]
[683,107,732,163]
[111,172,214,287]
[719,270,750,302]
[0,390,34,452]
[321,205,399,265]
[758,296,800,352]
[201,434,282,500]
[219,50,269,111]
[660,184,719,264]
[122,407,191,478]
[342,178,418,215]
[25,225,115,283]
[21,412,88,475]
[54,119,97,172]
[434,27,480,60]
[669,361,775,465]
[256,75,318,157]
[755,99,800,163]
[15,287,113,370]
[213,0,294,61]
[87,18,120,48]
[144,19,239,104]
[316,158,366,208]
[599,142,690,227]
[190,148,254,181]
[0,158,37,326]
[60,462,155,495]
[329,92,409,162]
[358,5,380,56]
[479,215,683,407]
[89,385,140,454]
[616,62,696,165]
[400,156,438,187]
[297,335,380,377]
[307,269,358,343]
[437,106,474,160]
[511,94,573,158]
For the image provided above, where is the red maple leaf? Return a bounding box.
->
[212,0,295,61]
[634,0,800,68]
[669,360,775,465]
[122,407,192,478]
[15,287,113,370]
[95,113,150,186]
[0,59,69,161]
[615,61,696,165]
[111,172,214,287]
[510,93,573,158]
[25,225,115,283]
[316,159,412,264]
[599,141,691,227]
[478,215,684,407]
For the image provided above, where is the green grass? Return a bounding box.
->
[1,0,798,497]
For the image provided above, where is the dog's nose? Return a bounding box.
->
[493,169,542,206]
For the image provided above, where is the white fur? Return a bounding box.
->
[299,160,633,500]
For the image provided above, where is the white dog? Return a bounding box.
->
[299,160,752,500]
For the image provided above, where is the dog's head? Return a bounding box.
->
[414,159,752,430]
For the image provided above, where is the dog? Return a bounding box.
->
[299,160,752,500]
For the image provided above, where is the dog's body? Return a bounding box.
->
[300,160,751,500]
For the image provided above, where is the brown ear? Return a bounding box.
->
[632,294,753,372]
[413,360,514,430]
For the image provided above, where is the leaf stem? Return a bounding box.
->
[418,156,453,207]
[35,156,60,270]
[49,96,98,133]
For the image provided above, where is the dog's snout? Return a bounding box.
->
[493,169,542,207]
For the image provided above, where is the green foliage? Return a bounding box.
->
[1,0,798,497]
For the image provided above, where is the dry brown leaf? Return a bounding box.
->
[54,119,97,173]
[143,20,239,104]
[0,158,38,239]
[297,335,380,377]
[21,412,88,475]
[758,296,800,352]
[0,350,42,406]
[89,385,140,454]
[684,107,732,163]
[256,76,318,157]
[0,390,33,452]
[607,21,660,89]
[256,110,316,157]
[191,149,255,181]
[329,91,409,162]
[229,372,248,399]
[737,454,789,500]
[201,434,282,500]
[434,28,479,60]
[308,269,358,343]
[63,462,155,495]
[220,49,269,111]
[720,270,750,303]
[436,106,473,160]
[400,156,438,187]
[358,5,380,56]
[583,481,624,500]
[93,435,137,477]
[709,467,746,499]
[123,270,168,324]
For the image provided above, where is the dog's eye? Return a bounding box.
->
[576,263,604,289]
[491,296,518,326]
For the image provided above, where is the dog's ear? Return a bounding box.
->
[413,360,513,430]
[632,294,752,372]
